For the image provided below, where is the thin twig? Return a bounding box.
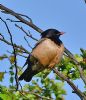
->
[6,13,33,23]
[16,13,33,23]
[0,33,5,39]
[17,53,27,58]
[24,36,33,49]
[6,18,21,22]
[15,24,38,41]
[20,90,53,100]
[0,17,19,90]
[9,89,53,100]
[7,50,27,58]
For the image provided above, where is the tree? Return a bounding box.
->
[0,4,86,100]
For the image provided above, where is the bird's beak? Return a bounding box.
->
[59,32,65,35]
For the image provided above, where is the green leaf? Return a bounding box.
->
[75,54,83,62]
[9,65,14,70]
[0,72,4,81]
[15,91,19,96]
[0,54,8,60]
[0,94,11,100]
[16,48,23,54]
[10,77,14,83]
[0,97,3,100]
[9,71,14,76]
[10,56,15,64]
[80,48,86,58]
[27,94,36,100]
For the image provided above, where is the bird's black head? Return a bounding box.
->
[41,29,64,38]
[41,29,64,45]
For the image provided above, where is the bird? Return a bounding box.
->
[19,29,64,82]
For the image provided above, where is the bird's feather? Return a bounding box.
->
[19,29,64,82]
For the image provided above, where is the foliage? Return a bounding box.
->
[0,48,86,99]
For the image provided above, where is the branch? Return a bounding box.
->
[53,69,86,100]
[64,47,86,85]
[22,91,53,100]
[9,89,53,100]
[0,4,42,33]
[21,91,53,100]
[0,38,30,54]
[84,0,86,3]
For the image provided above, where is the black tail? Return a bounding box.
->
[19,54,36,82]
[19,55,42,82]
[19,66,34,82]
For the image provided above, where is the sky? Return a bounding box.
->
[0,0,86,100]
